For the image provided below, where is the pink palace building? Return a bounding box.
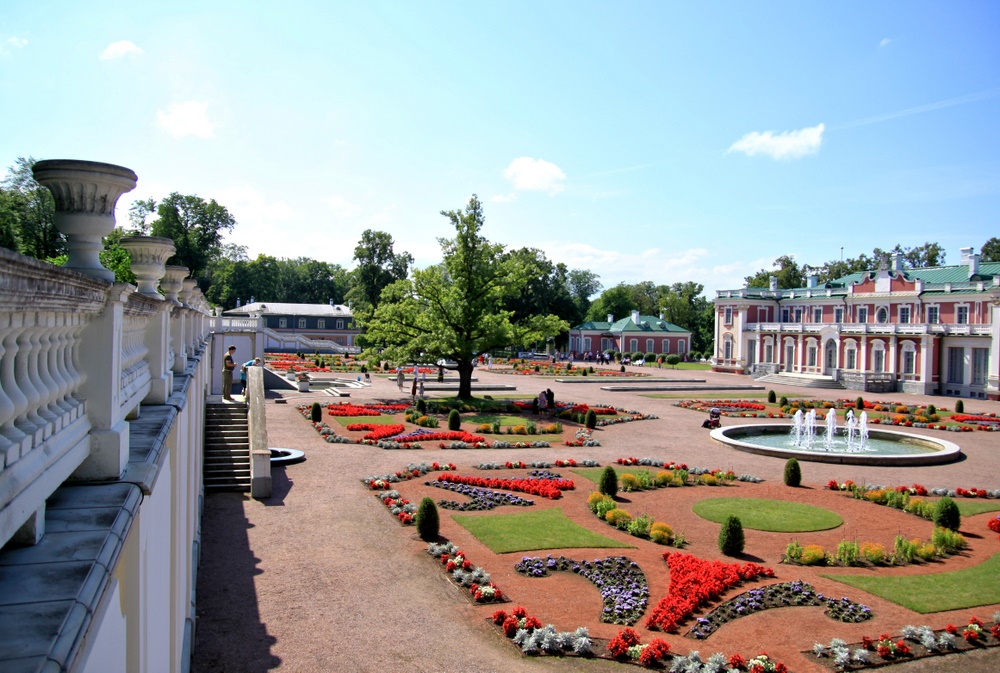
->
[711,247,1000,400]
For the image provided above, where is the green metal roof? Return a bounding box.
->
[609,315,690,333]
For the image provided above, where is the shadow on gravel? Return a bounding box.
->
[263,467,293,507]
[192,492,280,673]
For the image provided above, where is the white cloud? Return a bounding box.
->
[491,192,517,203]
[502,157,566,194]
[155,101,215,139]
[326,195,360,217]
[100,40,142,60]
[6,37,28,48]
[728,123,825,160]
[879,38,892,48]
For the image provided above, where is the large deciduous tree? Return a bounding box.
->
[744,255,806,289]
[586,283,636,323]
[1,156,61,259]
[149,192,237,281]
[980,237,1000,263]
[361,195,567,399]
[346,229,413,313]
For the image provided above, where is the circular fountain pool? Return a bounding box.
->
[710,424,962,466]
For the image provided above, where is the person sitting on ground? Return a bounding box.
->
[702,408,722,429]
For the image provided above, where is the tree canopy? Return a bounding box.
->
[360,195,568,399]
[345,229,413,314]
[149,192,237,281]
[0,156,61,259]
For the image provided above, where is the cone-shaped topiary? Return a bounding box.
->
[416,398,427,414]
[585,409,598,430]
[926,404,936,416]
[448,408,461,431]
[718,515,745,556]
[767,389,776,403]
[598,465,618,499]
[856,396,865,412]
[933,496,961,531]
[784,457,801,487]
[955,400,964,413]
[779,396,788,407]
[416,497,440,541]
[310,402,322,423]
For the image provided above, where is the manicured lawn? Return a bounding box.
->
[452,508,634,554]
[642,392,771,399]
[572,466,621,484]
[824,554,1000,613]
[334,415,405,426]
[693,498,843,532]
[955,500,1000,517]
[467,415,538,426]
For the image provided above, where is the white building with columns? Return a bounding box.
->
[0,160,214,672]
[712,249,1000,400]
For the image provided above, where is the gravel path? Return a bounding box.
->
[192,366,1000,672]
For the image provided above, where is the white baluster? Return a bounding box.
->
[15,315,47,436]
[29,316,59,428]
[0,314,19,460]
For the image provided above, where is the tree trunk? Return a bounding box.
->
[457,360,474,399]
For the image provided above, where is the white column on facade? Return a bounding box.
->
[919,335,932,389]
[889,335,898,379]
[988,297,1000,397]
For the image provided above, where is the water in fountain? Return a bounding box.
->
[791,409,804,446]
[845,408,857,449]
[859,410,869,449]
[825,409,837,450]
[806,409,817,446]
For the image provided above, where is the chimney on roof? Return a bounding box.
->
[658,311,664,320]
[329,298,334,306]
[236,297,241,307]
[891,252,903,272]
[969,253,980,278]
[960,246,973,265]
[607,314,613,323]
[806,275,817,288]
[769,276,778,292]
[631,309,640,324]
[250,296,254,304]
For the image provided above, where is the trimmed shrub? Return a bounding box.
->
[654,470,674,487]
[598,465,618,498]
[933,496,961,531]
[448,408,461,431]
[650,522,674,544]
[783,457,801,487]
[665,354,681,367]
[718,515,745,556]
[585,409,598,429]
[855,396,865,411]
[416,398,427,414]
[926,404,936,416]
[955,399,964,413]
[779,396,788,407]
[620,473,640,492]
[620,365,626,373]
[310,402,322,423]
[416,497,439,541]
[605,508,632,529]
[767,389,776,403]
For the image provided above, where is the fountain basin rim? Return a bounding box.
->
[710,424,962,466]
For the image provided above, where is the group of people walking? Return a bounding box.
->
[221,344,261,401]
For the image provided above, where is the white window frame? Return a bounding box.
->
[629,338,638,352]
[845,344,857,370]
[956,305,969,325]
[724,307,733,325]
[663,340,670,354]
[857,307,868,323]
[677,339,685,354]
[875,306,888,324]
[901,343,916,376]
[926,305,939,324]
[317,319,325,329]
[898,306,910,324]
[834,307,843,323]
[337,319,344,329]
[646,338,654,353]
[813,307,823,323]
[781,308,790,323]
[279,318,287,328]
[793,307,803,322]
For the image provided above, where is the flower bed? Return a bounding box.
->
[811,613,1000,670]
[434,473,573,499]
[514,555,649,625]
[427,481,535,511]
[376,490,416,524]
[362,461,455,490]
[326,402,408,417]
[688,580,872,639]
[346,423,406,441]
[426,541,507,603]
[645,552,775,632]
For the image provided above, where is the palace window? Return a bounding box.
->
[298,318,307,329]
[337,319,344,329]
[845,346,856,370]
[973,348,989,385]
[902,347,915,375]
[807,344,817,367]
[781,308,790,323]
[723,337,733,360]
[794,308,803,322]
[317,319,325,329]
[834,307,843,323]
[956,306,969,325]
[875,307,888,323]
[926,306,938,324]
[857,307,868,323]
[629,338,638,352]
[662,340,670,354]
[279,318,287,328]
[764,343,773,363]
[898,307,910,324]
[678,340,686,353]
[646,338,654,353]
[813,307,823,323]
[724,307,733,325]
[583,337,591,351]
[872,345,885,372]
[947,347,964,384]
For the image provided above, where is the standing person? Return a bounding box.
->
[417,377,425,399]
[240,356,261,395]
[546,388,555,413]
[222,345,237,401]
[411,376,418,404]
[537,389,547,416]
[396,368,405,392]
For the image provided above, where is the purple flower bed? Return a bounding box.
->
[515,555,649,626]
[426,481,534,511]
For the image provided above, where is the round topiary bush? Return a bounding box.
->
[416,398,427,414]
[620,365,626,373]
[718,515,745,556]
[585,409,598,430]
[598,465,618,499]
[927,404,936,416]
[448,408,461,431]
[665,354,681,367]
[779,396,788,407]
[856,396,865,412]
[933,496,961,532]
[416,497,440,541]
[767,389,776,403]
[310,402,322,423]
[955,400,964,413]
[784,457,802,487]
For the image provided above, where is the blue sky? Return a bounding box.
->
[2,1,998,295]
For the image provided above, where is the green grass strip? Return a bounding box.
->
[824,554,1000,613]
[452,507,634,554]
[693,498,843,532]
[956,500,1000,517]
[333,415,402,426]
[466,415,536,426]
[642,392,771,399]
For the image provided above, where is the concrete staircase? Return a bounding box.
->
[204,402,251,492]
[756,372,845,390]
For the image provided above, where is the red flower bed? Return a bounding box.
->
[346,423,406,441]
[398,430,486,444]
[327,402,409,417]
[435,473,573,499]
[617,457,687,470]
[645,552,775,632]
[987,517,1000,536]
[955,487,989,498]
